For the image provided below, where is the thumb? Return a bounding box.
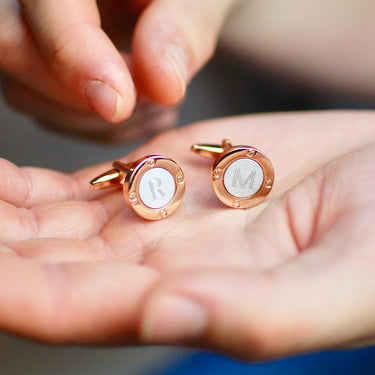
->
[20,0,136,123]
[132,0,237,105]
[139,252,375,359]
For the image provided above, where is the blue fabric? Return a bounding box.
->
[147,347,375,375]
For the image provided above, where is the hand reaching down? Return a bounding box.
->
[0,0,237,141]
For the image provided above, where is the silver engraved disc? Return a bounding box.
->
[139,167,176,209]
[223,158,264,198]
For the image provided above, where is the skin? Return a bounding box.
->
[0,111,374,360]
[0,0,237,141]
[2,0,375,142]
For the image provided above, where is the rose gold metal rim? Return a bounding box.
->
[211,146,274,209]
[123,155,186,220]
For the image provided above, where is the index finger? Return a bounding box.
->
[20,0,136,122]
[0,255,157,343]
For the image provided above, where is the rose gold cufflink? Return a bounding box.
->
[191,139,274,209]
[90,156,185,220]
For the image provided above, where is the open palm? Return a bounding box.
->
[0,111,374,358]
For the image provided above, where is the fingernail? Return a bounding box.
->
[165,44,188,97]
[83,80,122,122]
[141,295,207,343]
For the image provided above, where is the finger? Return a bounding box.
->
[0,190,125,242]
[2,232,142,263]
[133,0,237,105]
[138,253,375,359]
[1,238,100,262]
[37,108,178,144]
[20,0,136,122]
[4,80,177,142]
[0,158,82,207]
[0,3,87,111]
[1,191,187,262]
[0,256,157,343]
[0,157,119,208]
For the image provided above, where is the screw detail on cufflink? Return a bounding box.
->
[90,155,185,220]
[191,139,274,209]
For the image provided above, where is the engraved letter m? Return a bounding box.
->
[232,169,256,190]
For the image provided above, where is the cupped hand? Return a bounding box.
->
[0,0,236,141]
[0,111,374,359]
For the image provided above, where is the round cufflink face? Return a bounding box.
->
[211,146,274,208]
[124,156,185,220]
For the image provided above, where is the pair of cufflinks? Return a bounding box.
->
[90,140,274,220]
